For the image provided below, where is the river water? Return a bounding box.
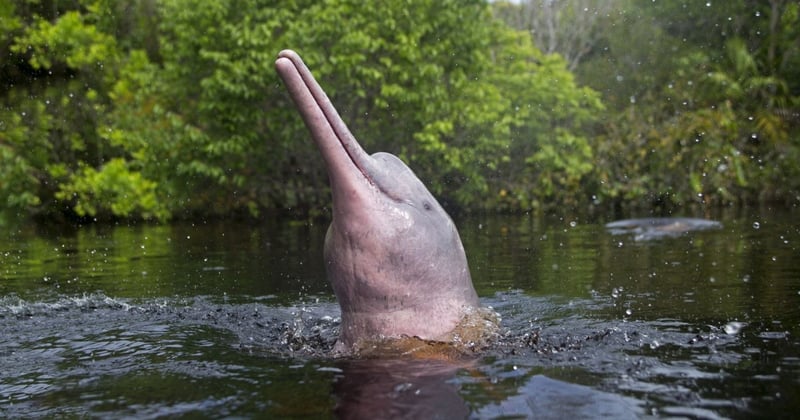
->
[1,209,798,418]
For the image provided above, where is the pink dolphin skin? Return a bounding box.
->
[275,50,480,354]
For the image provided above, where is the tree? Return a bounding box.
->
[492,0,618,71]
[586,0,800,209]
[18,0,796,220]
[1,0,169,222]
[485,23,603,210]
[109,0,603,215]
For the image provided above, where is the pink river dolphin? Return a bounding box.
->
[275,50,492,355]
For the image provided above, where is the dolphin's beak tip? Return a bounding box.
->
[277,49,298,60]
[275,56,290,73]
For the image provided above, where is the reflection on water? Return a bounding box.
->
[0,220,330,301]
[333,358,470,419]
[0,209,798,417]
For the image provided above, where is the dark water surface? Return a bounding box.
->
[1,210,798,418]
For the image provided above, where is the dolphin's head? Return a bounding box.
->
[274,50,442,223]
[275,50,479,352]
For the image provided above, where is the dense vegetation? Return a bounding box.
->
[1,0,798,223]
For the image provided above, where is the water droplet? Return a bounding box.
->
[752,222,760,229]
[625,309,632,316]
[393,382,414,393]
[723,321,744,335]
[569,221,577,228]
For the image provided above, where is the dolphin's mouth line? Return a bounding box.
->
[276,50,408,205]
[318,104,411,206]
[307,86,377,191]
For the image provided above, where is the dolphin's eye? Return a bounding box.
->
[423,201,432,211]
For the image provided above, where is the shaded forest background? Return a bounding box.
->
[1,0,798,223]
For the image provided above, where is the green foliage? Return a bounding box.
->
[485,23,603,210]
[11,11,119,72]
[0,2,20,35]
[1,0,797,223]
[55,158,169,220]
[105,0,601,214]
[277,0,509,207]
[558,0,800,210]
[1,0,149,220]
